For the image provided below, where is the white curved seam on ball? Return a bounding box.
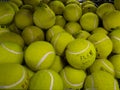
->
[0,67,26,89]
[67,42,90,55]
[0,14,13,20]
[94,37,109,45]
[112,36,120,41]
[101,60,114,73]
[48,71,54,90]
[53,33,61,47]
[28,28,34,42]
[1,43,23,54]
[36,51,55,69]
[114,79,117,90]
[90,75,95,90]
[50,29,54,37]
[63,70,83,87]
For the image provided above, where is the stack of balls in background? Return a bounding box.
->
[0,0,120,89]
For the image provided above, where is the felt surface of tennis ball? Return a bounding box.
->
[81,0,95,7]
[0,63,29,90]
[66,0,81,6]
[33,3,56,29]
[89,59,115,76]
[55,15,66,27]
[23,0,41,7]
[51,31,74,56]
[103,10,120,31]
[114,0,120,10]
[29,69,63,90]
[49,0,65,15]
[14,9,33,30]
[88,33,113,58]
[22,25,44,45]
[109,29,120,54]
[0,42,23,64]
[8,1,19,13]
[60,66,86,89]
[46,25,65,42]
[0,2,15,25]
[109,55,120,78]
[63,3,82,21]
[9,0,23,7]
[66,38,96,70]
[25,41,55,71]
[84,71,119,90]
[92,27,108,34]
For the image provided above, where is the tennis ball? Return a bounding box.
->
[64,21,82,36]
[0,42,23,64]
[14,9,33,30]
[9,0,23,7]
[23,0,41,7]
[65,38,96,70]
[0,63,29,90]
[65,0,81,6]
[84,71,119,90]
[103,10,120,31]
[8,1,19,13]
[88,33,113,58]
[80,12,99,32]
[60,66,86,89]
[96,3,115,19]
[51,31,74,56]
[0,2,15,25]
[55,15,66,27]
[81,0,95,7]
[109,54,120,78]
[49,0,65,15]
[114,0,120,10]
[33,3,56,29]
[25,41,55,71]
[88,58,115,76]
[46,25,65,42]
[63,3,82,21]
[91,27,108,34]
[29,69,63,90]
[22,25,44,45]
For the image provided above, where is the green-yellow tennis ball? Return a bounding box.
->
[103,10,120,31]
[9,0,23,7]
[55,15,66,27]
[96,3,115,19]
[50,55,64,73]
[81,0,95,7]
[109,29,120,54]
[8,1,19,13]
[80,12,99,32]
[60,66,86,89]
[0,2,15,25]
[23,0,41,7]
[91,27,108,34]
[14,9,33,30]
[46,25,65,42]
[84,71,119,90]
[25,41,55,71]
[0,63,29,89]
[51,31,74,56]
[65,0,81,6]
[88,33,113,59]
[0,31,24,48]
[0,27,10,34]
[33,3,56,29]
[29,69,63,90]
[65,38,96,70]
[64,21,82,36]
[88,58,115,76]
[109,54,120,78]
[0,42,23,64]
[22,25,44,45]
[63,3,82,21]
[114,0,120,10]
[49,0,65,15]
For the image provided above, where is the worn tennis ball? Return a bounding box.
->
[22,25,44,45]
[60,66,86,89]
[14,9,33,30]
[0,2,15,25]
[88,33,113,59]
[0,63,29,89]
[65,38,96,70]
[114,0,120,10]
[109,54,120,79]
[109,29,120,54]
[55,15,66,27]
[46,25,65,42]
[63,3,82,21]
[51,31,74,56]
[29,69,63,90]
[96,3,115,19]
[80,12,99,32]
[92,27,108,34]
[84,71,119,90]
[49,0,65,15]
[33,3,56,29]
[64,21,82,36]
[88,58,115,76]
[25,41,55,71]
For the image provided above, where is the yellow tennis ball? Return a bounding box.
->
[91,27,108,34]
[55,15,66,27]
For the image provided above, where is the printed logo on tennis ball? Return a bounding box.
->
[114,0,120,10]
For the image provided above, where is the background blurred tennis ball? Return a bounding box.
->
[114,0,120,10]
[8,1,19,13]
[55,15,66,27]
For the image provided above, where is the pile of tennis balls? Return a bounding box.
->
[0,0,120,90]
